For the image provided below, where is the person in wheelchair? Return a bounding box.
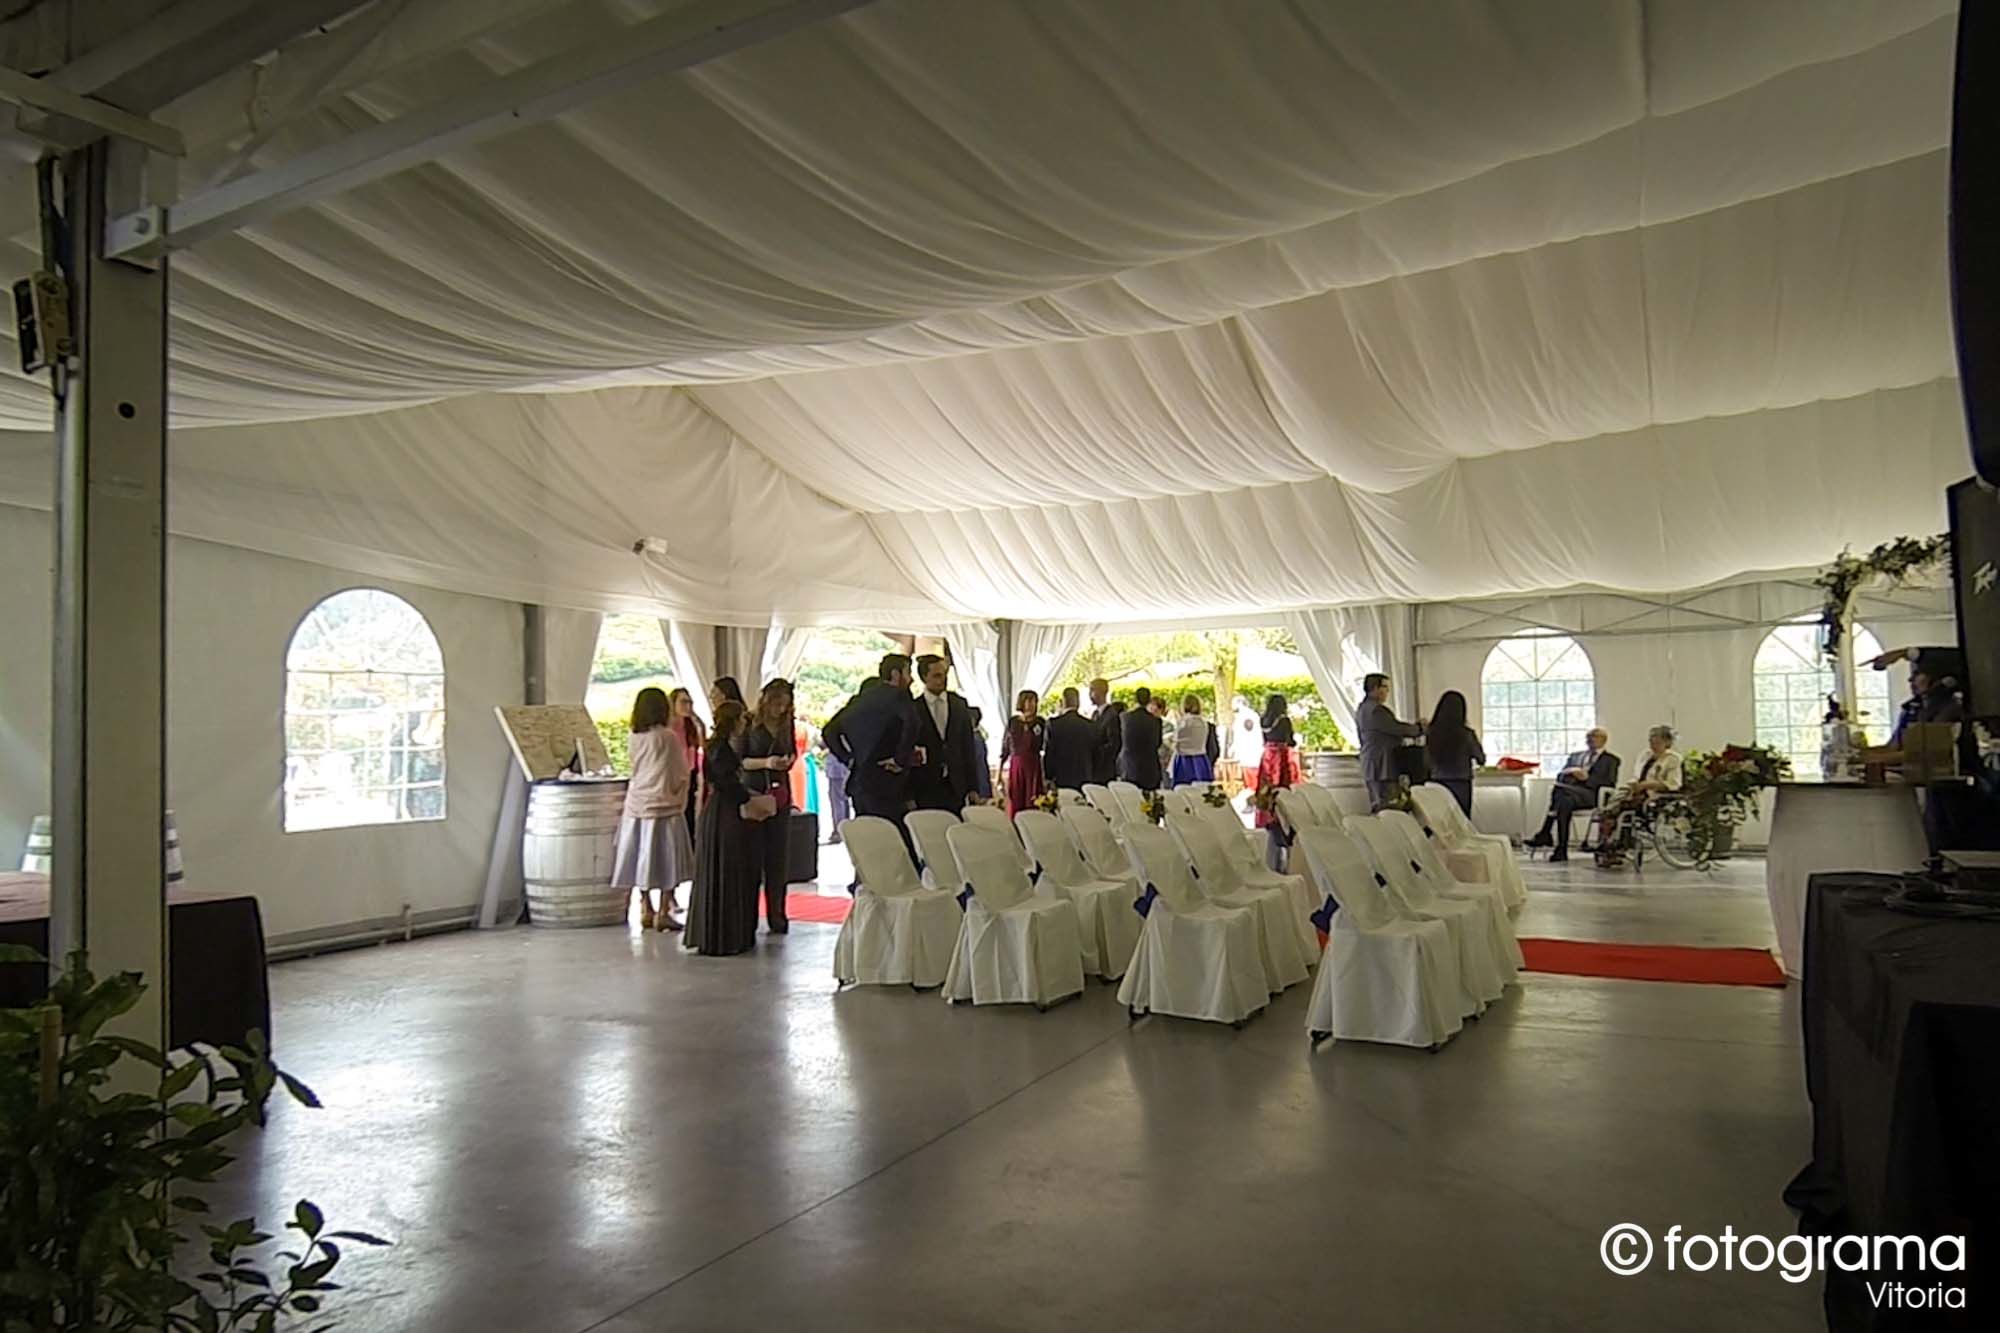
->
[1594,725,1685,868]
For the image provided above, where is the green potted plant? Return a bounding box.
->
[1666,744,1792,864]
[1,947,386,1331]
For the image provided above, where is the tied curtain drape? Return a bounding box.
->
[1285,605,1418,738]
[933,620,1005,764]
[1009,622,1097,707]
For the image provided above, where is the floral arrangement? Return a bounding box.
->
[1141,792,1168,823]
[1031,790,1061,813]
[1814,535,1948,660]
[1665,743,1792,863]
[1249,785,1279,814]
[1201,787,1231,808]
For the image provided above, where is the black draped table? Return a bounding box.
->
[1785,872,2000,1329]
[0,870,271,1051]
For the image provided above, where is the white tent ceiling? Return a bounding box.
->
[0,0,1970,625]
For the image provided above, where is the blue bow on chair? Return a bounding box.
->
[1133,885,1157,918]
[956,885,973,911]
[1310,894,1339,937]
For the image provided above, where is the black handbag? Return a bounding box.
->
[1392,744,1431,784]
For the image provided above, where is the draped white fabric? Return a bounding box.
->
[715,627,768,697]
[934,620,1004,761]
[544,610,604,706]
[664,621,719,724]
[1286,611,1359,725]
[1010,623,1098,705]
[762,625,816,689]
[0,1,1965,626]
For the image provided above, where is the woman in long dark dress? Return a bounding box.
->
[1424,689,1486,815]
[689,700,762,956]
[741,679,797,934]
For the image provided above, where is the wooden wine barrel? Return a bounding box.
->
[18,811,179,882]
[522,780,628,927]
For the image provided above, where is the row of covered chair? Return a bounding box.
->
[831,781,1524,1043]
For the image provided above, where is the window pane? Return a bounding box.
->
[285,590,448,831]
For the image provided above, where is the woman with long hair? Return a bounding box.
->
[687,699,765,956]
[668,686,706,844]
[1171,693,1220,787]
[1424,689,1485,815]
[1254,694,1298,857]
[740,678,797,933]
[999,689,1046,815]
[709,676,745,715]
[609,687,694,931]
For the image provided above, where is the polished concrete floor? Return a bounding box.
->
[209,853,1815,1332]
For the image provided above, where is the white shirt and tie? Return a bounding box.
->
[925,690,949,739]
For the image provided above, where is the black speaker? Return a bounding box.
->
[1952,2,2000,483]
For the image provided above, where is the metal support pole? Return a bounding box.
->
[523,604,548,706]
[49,139,170,1048]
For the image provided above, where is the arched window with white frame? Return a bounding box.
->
[1480,631,1596,775]
[284,589,446,831]
[1753,619,1890,779]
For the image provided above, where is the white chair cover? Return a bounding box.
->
[1082,783,1124,826]
[1297,826,1465,1049]
[1016,810,1141,980]
[832,817,962,988]
[1115,824,1270,1026]
[1192,795,1265,859]
[1057,787,1087,806]
[1300,783,1347,828]
[1107,781,1151,827]
[1347,816,1508,1008]
[1163,787,1200,817]
[1194,803,1316,955]
[1379,811,1524,974]
[941,825,1086,1008]
[1060,804,1145,888]
[1275,786,1319,837]
[1412,785,1528,912]
[1165,812,1310,991]
[962,802,1036,874]
[906,808,964,893]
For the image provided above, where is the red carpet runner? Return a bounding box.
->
[785,891,852,925]
[1518,938,1786,987]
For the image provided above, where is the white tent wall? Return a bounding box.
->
[0,502,538,948]
[1413,578,1957,846]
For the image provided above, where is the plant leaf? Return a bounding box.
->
[326,1231,391,1247]
[293,1200,324,1239]
[277,1071,322,1109]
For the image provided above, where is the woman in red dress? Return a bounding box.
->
[1000,690,1047,816]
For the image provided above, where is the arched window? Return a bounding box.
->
[285,589,446,831]
[1480,631,1596,775]
[1753,620,1890,778]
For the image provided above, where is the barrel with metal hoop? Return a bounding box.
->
[522,779,629,927]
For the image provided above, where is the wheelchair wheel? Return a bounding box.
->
[1651,808,1705,870]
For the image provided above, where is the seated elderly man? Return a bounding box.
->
[1527,728,1619,863]
[1593,726,1685,869]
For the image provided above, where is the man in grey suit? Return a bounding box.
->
[1355,672,1424,811]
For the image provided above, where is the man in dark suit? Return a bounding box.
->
[908,653,983,811]
[1527,728,1619,862]
[1119,686,1165,790]
[1042,687,1095,792]
[823,654,920,867]
[1088,677,1122,785]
